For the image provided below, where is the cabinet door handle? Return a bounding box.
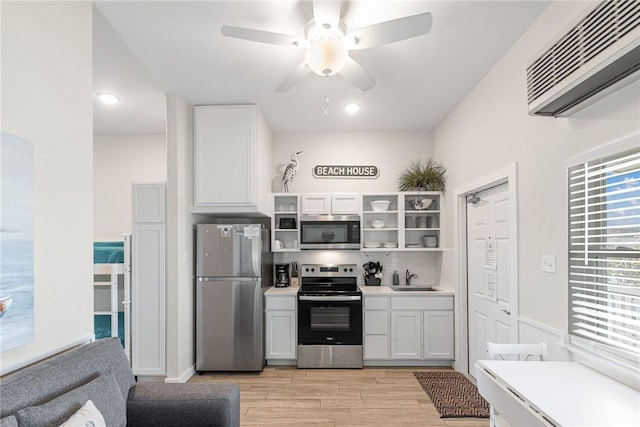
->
[502,309,511,315]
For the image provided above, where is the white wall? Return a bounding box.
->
[94,133,166,239]
[272,131,433,193]
[1,1,94,371]
[433,1,640,333]
[165,94,195,382]
[272,130,439,286]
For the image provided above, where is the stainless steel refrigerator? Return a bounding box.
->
[195,223,272,372]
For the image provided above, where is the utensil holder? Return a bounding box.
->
[365,277,381,286]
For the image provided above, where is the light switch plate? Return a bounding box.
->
[542,254,556,273]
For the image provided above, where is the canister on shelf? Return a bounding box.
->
[405,216,414,228]
[417,216,427,228]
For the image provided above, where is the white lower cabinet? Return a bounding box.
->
[364,294,454,362]
[423,311,454,359]
[265,295,297,360]
[391,311,422,359]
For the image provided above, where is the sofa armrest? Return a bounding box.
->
[126,382,240,427]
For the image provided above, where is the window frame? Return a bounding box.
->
[565,133,640,373]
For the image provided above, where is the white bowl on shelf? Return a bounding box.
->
[371,219,385,229]
[370,200,390,211]
[363,241,381,248]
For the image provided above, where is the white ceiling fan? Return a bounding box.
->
[221,0,432,93]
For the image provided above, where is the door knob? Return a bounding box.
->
[501,309,511,315]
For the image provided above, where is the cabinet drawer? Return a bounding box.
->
[365,311,388,334]
[391,296,453,310]
[266,296,296,310]
[365,296,389,310]
[364,335,389,359]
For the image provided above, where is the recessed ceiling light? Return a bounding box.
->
[97,92,119,105]
[344,102,361,114]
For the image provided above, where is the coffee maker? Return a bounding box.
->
[274,264,290,287]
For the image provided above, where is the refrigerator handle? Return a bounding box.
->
[252,233,261,277]
[196,277,259,282]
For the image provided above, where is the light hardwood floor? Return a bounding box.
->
[189,366,490,427]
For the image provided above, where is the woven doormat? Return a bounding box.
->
[414,371,489,418]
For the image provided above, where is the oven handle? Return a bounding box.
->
[298,295,361,302]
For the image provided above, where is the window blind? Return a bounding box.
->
[568,147,640,361]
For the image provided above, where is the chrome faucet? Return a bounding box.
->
[405,270,418,286]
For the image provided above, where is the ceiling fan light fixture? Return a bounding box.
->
[97,92,120,105]
[305,37,348,76]
[344,102,361,114]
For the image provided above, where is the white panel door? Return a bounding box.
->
[467,183,516,377]
[131,223,166,376]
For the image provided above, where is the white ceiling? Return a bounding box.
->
[93,0,550,134]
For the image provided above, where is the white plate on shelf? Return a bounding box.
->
[406,243,424,248]
[383,242,398,248]
[363,242,382,248]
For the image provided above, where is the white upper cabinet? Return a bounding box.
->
[132,183,166,223]
[301,193,359,215]
[331,194,360,214]
[193,105,271,215]
[301,194,331,215]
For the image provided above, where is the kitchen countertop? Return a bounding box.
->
[265,286,454,296]
[360,286,454,295]
[265,286,298,296]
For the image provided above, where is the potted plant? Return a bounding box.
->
[397,159,447,193]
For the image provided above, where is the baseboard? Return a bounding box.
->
[165,364,195,383]
[364,360,453,367]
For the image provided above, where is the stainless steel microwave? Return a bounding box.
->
[299,215,361,250]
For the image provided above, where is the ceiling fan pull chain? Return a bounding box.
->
[323,76,330,117]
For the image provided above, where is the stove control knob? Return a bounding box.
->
[343,268,347,273]
[311,268,315,272]
[349,268,353,272]
[305,268,309,272]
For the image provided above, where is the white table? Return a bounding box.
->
[475,360,640,427]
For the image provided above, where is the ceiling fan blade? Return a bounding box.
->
[348,12,432,50]
[221,25,301,46]
[275,61,312,93]
[339,56,375,92]
[312,0,342,31]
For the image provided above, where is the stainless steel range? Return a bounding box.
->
[297,264,363,369]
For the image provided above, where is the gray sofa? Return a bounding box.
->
[0,338,240,427]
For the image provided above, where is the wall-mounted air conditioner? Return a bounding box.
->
[527,0,640,117]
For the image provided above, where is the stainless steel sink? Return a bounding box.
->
[391,286,438,292]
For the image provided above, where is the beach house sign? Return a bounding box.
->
[313,165,379,179]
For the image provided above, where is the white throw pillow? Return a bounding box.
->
[59,400,106,427]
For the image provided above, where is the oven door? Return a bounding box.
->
[297,294,362,345]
